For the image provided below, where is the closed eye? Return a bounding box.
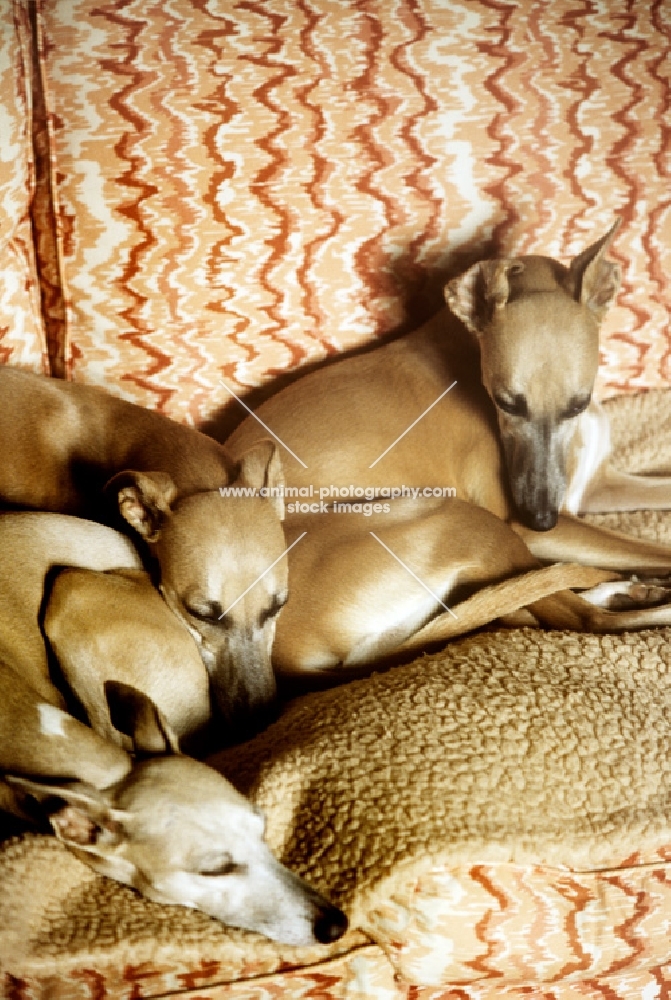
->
[198,858,248,877]
[258,593,288,628]
[493,393,529,418]
[560,395,591,420]
[185,601,225,625]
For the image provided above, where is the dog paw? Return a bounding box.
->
[580,579,671,610]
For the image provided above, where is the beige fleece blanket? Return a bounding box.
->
[2,390,671,982]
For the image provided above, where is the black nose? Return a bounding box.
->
[314,905,348,944]
[521,507,558,532]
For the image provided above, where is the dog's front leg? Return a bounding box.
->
[579,466,671,513]
[512,513,671,574]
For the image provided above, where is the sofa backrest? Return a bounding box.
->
[6,0,671,424]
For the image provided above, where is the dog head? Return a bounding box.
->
[106,441,288,734]
[6,684,347,945]
[446,221,621,531]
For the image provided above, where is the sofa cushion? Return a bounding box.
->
[31,0,671,421]
[0,1,48,373]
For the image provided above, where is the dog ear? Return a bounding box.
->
[567,219,622,320]
[105,680,180,756]
[236,439,285,521]
[445,259,525,335]
[4,775,125,848]
[105,470,178,542]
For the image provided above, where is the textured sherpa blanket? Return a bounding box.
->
[1,390,671,988]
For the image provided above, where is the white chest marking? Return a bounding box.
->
[37,703,69,737]
[563,405,611,515]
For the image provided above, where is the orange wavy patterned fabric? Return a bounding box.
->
[0,1,48,373]
[32,0,671,423]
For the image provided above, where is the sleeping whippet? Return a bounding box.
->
[0,367,287,732]
[0,513,347,945]
[223,221,671,676]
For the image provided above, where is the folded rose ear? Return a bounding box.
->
[104,470,178,542]
[445,258,525,336]
[105,680,180,756]
[5,774,125,848]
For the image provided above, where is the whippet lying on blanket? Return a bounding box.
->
[0,367,288,730]
[0,513,347,945]
[227,222,671,576]
[221,222,671,675]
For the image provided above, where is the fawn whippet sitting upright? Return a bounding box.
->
[0,367,288,732]
[0,512,347,945]
[224,222,671,676]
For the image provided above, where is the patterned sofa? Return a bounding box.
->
[2,1,671,997]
